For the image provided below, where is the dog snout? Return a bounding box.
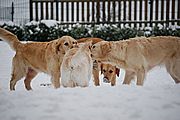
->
[73,44,79,48]
[103,77,110,83]
[72,43,79,48]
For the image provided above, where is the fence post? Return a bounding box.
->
[166,0,170,27]
[171,0,175,25]
[145,0,148,26]
[161,0,164,26]
[56,0,59,21]
[149,0,153,27]
[11,2,14,22]
[118,0,121,27]
[40,1,44,20]
[29,0,33,21]
[96,0,100,23]
[50,1,53,19]
[134,0,137,27]
[178,0,180,25]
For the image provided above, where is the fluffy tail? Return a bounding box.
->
[0,28,21,51]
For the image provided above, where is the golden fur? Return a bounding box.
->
[77,37,104,44]
[0,28,77,90]
[77,37,118,86]
[100,63,120,86]
[91,36,180,85]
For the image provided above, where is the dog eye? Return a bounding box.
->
[73,41,76,44]
[109,70,113,73]
[64,42,69,46]
[103,69,106,73]
[92,46,96,49]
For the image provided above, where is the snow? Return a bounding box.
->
[0,41,180,120]
[25,21,39,26]
[41,20,58,28]
[0,21,16,26]
[25,20,58,28]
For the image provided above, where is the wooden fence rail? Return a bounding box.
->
[30,0,180,27]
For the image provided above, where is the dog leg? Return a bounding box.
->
[166,60,180,83]
[93,68,100,86]
[136,68,146,86]
[111,79,116,86]
[111,73,116,86]
[10,74,24,91]
[123,71,135,85]
[93,60,100,86]
[51,71,60,89]
[173,60,180,83]
[24,68,38,90]
[63,80,76,88]
[10,56,26,91]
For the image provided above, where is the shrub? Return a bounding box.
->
[0,23,24,41]
[0,20,180,42]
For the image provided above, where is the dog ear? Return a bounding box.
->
[52,41,64,54]
[101,42,111,56]
[116,68,120,77]
[56,43,63,54]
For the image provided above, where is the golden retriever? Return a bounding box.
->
[0,28,77,90]
[61,42,93,87]
[100,63,120,86]
[77,37,119,86]
[90,36,180,85]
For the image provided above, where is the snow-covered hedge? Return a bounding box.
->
[0,20,180,41]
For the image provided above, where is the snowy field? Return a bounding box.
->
[0,41,180,120]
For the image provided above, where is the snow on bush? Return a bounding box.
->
[0,20,180,41]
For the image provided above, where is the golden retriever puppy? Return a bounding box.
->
[61,42,93,87]
[0,28,77,90]
[100,63,120,86]
[77,37,119,86]
[91,36,180,85]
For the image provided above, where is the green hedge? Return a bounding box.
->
[1,21,180,42]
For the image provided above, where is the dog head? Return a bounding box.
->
[90,41,111,61]
[101,63,120,83]
[79,41,92,53]
[53,36,78,54]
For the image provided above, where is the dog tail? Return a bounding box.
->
[0,28,21,51]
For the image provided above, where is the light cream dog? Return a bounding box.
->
[61,42,93,87]
[77,37,104,86]
[91,36,180,85]
[0,28,77,90]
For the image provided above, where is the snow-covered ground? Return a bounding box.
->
[0,41,180,120]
